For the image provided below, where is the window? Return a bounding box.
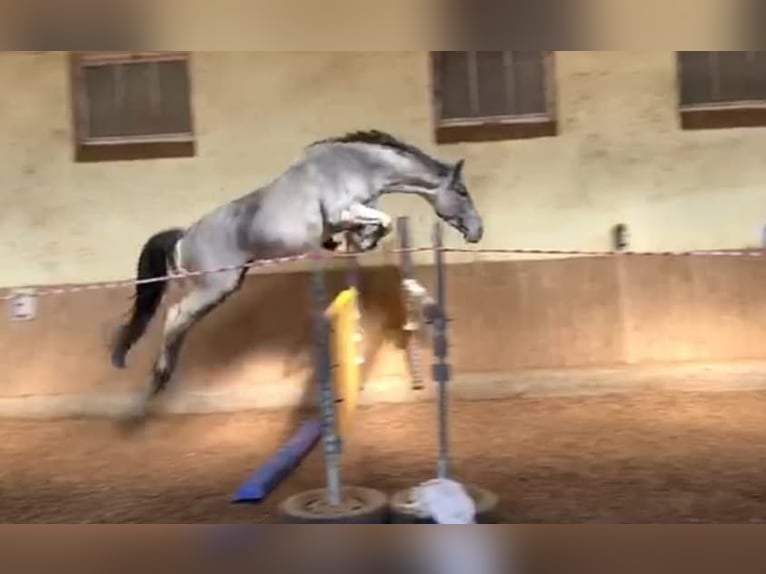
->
[70,52,195,162]
[431,51,557,144]
[677,51,766,130]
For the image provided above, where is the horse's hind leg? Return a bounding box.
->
[128,269,246,419]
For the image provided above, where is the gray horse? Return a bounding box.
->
[111,130,483,417]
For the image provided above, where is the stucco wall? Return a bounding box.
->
[3,51,766,416]
[3,51,766,288]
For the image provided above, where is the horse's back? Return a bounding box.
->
[178,147,369,268]
[181,184,323,269]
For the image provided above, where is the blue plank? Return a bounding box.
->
[231,419,322,503]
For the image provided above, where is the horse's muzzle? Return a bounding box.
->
[463,223,483,243]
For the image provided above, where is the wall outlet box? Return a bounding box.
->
[8,289,38,321]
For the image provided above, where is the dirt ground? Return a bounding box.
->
[2,389,766,523]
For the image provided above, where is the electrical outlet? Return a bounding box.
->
[8,289,37,321]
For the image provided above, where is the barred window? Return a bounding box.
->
[677,51,766,130]
[70,52,195,161]
[431,51,557,144]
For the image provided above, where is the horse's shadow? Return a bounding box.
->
[115,264,408,440]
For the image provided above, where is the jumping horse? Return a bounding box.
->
[111,130,484,420]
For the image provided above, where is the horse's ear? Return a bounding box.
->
[451,159,465,183]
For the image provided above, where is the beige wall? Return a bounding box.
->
[0,51,432,286]
[3,51,766,288]
[4,51,766,417]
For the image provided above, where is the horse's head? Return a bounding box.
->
[432,159,483,244]
[326,130,484,243]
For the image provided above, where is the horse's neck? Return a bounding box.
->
[371,151,441,201]
[312,144,434,205]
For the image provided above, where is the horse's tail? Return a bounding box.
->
[111,228,185,369]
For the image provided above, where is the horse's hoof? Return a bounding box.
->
[359,236,381,252]
[115,396,155,434]
[116,411,148,435]
[322,238,342,251]
[110,344,125,368]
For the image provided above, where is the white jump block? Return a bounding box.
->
[412,478,476,524]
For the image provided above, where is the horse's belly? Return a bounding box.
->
[250,234,320,261]
[247,211,324,259]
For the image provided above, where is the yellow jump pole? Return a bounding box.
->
[324,286,363,443]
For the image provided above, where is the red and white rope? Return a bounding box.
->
[1,245,764,301]
[442,247,766,258]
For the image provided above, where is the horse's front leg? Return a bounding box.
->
[338,203,393,252]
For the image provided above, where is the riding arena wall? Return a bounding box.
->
[3,51,766,417]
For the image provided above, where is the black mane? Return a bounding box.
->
[312,129,449,174]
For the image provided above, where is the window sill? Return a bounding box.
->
[680,106,766,130]
[435,119,557,144]
[74,140,196,163]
